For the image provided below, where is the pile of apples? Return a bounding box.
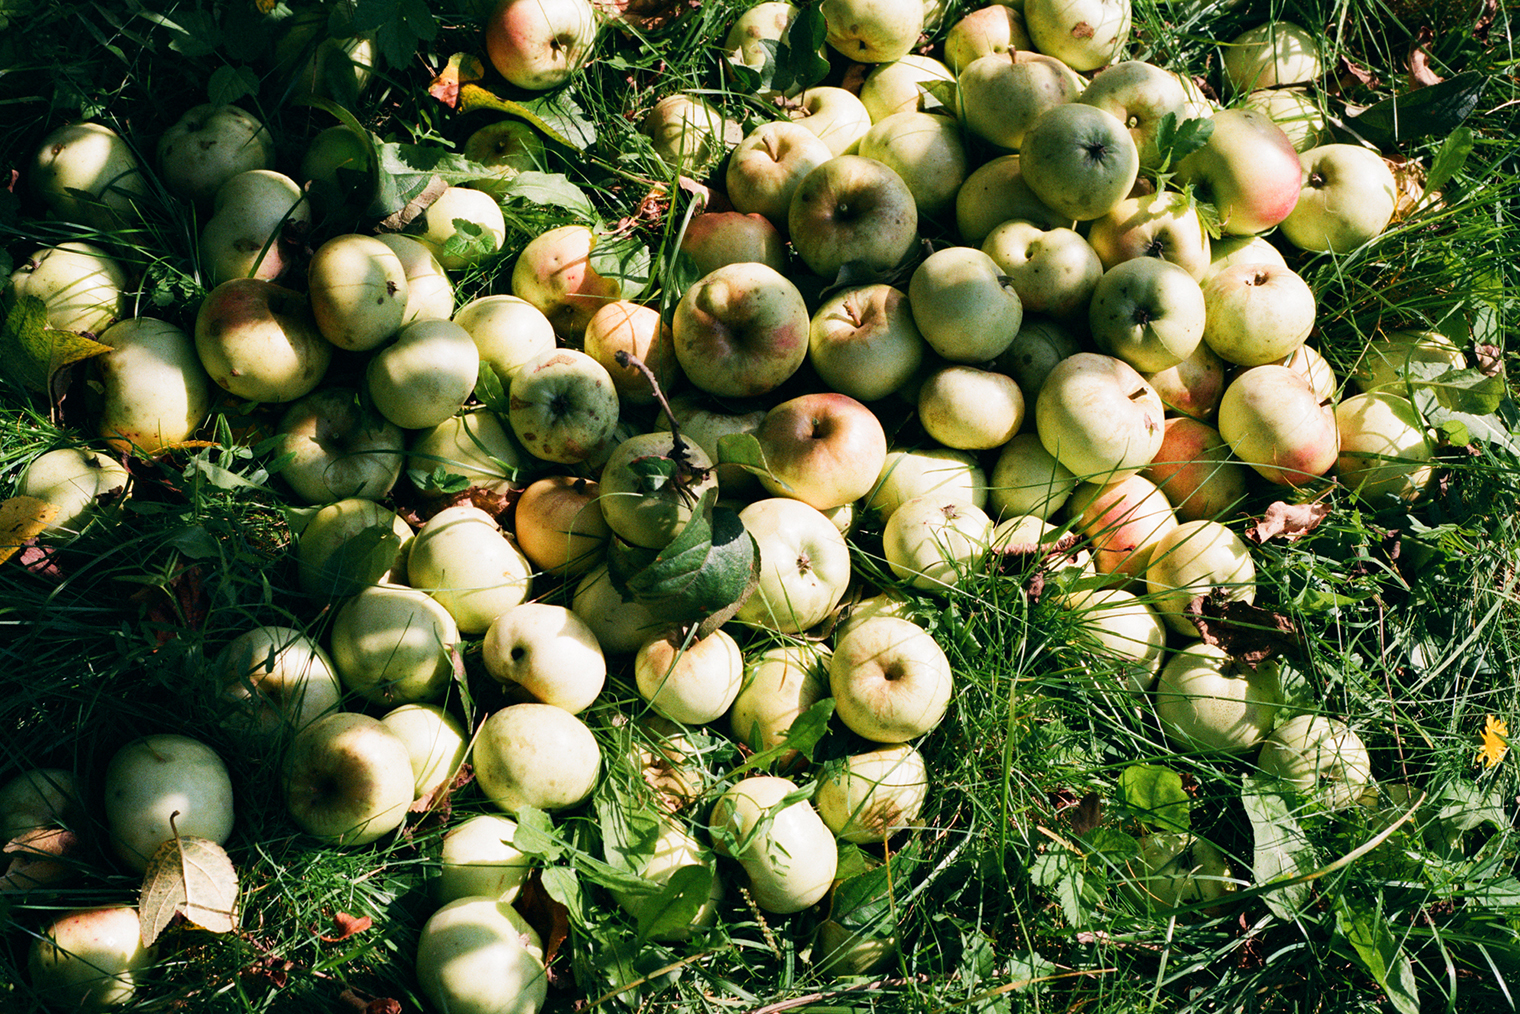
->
[5,0,1466,1008]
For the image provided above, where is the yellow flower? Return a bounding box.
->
[1478,715,1509,769]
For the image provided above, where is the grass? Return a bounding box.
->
[3,0,1520,1011]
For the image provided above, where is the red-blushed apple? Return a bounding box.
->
[989,432,1078,520]
[858,110,968,219]
[1088,256,1207,373]
[1035,353,1165,482]
[1334,391,1436,502]
[513,474,610,576]
[511,223,623,339]
[1141,417,1251,523]
[1217,365,1338,486]
[1141,340,1226,420]
[788,155,919,279]
[1202,261,1316,366]
[484,0,597,90]
[917,366,1025,450]
[680,211,787,275]
[200,169,309,286]
[821,0,923,63]
[944,4,1032,72]
[788,86,874,155]
[673,261,809,398]
[736,497,851,633]
[983,221,1103,322]
[860,54,957,121]
[599,431,719,549]
[1021,104,1140,222]
[635,626,745,724]
[1175,109,1303,236]
[484,602,606,713]
[754,392,889,511]
[1079,61,1194,169]
[1025,0,1130,71]
[1145,519,1256,634]
[276,388,405,504]
[955,154,1069,248]
[195,278,331,403]
[1085,190,1213,280]
[909,245,1024,362]
[1281,144,1399,253]
[727,121,833,227]
[808,283,925,402]
[508,349,620,465]
[956,50,1081,152]
[583,300,680,406]
[829,614,953,742]
[882,495,993,595]
[1068,474,1180,584]
[474,703,602,813]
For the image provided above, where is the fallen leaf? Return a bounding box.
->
[18,544,63,582]
[321,912,373,942]
[1,828,82,893]
[1337,55,1381,91]
[516,873,570,974]
[1186,590,1302,666]
[1069,792,1103,836]
[1408,27,1442,87]
[1473,0,1497,37]
[376,176,450,233]
[1478,714,1508,768]
[1476,344,1503,376]
[139,834,239,946]
[0,496,59,565]
[1248,500,1331,544]
[428,53,485,109]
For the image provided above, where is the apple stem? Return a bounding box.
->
[614,350,706,497]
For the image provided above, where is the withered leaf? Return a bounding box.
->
[1408,27,1442,87]
[1069,792,1103,836]
[1186,589,1301,666]
[377,176,450,233]
[427,53,484,109]
[139,834,239,946]
[1,828,82,893]
[322,911,374,942]
[1248,500,1331,544]
[0,496,59,565]
[516,872,570,974]
[1476,344,1503,376]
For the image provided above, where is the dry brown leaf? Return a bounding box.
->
[516,873,571,981]
[1186,589,1302,666]
[1408,27,1442,87]
[321,911,374,942]
[1476,344,1503,376]
[1248,500,1331,544]
[428,53,485,109]
[377,176,451,233]
[0,496,59,565]
[1,828,82,893]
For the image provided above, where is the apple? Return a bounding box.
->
[955,154,1068,248]
[104,734,234,871]
[598,431,718,549]
[883,494,993,595]
[1066,587,1166,693]
[299,125,375,212]
[412,186,507,270]
[816,743,928,843]
[1240,87,1327,152]
[1201,234,1286,284]
[276,13,377,100]
[195,278,331,403]
[820,0,923,63]
[993,317,1082,399]
[1257,715,1373,810]
[1201,261,1316,367]
[709,775,837,913]
[680,211,787,275]
[1140,417,1251,523]
[858,110,968,219]
[221,625,342,735]
[94,317,213,455]
[0,769,82,841]
[653,394,768,494]
[200,169,310,285]
[1085,190,1213,281]
[787,86,874,156]
[1141,340,1226,420]
[1217,365,1338,486]
[436,813,532,904]
[866,447,988,521]
[918,366,1025,450]
[956,51,1080,152]
[861,55,958,121]
[157,104,273,203]
[673,261,809,398]
[1079,61,1194,169]
[367,318,481,430]
[408,409,523,497]
[373,234,455,323]
[944,4,1032,72]
[508,349,620,464]
[31,121,147,228]
[983,221,1103,322]
[1275,343,1337,402]
[807,283,924,402]
[583,300,680,406]
[380,703,468,800]
[988,432,1078,520]
[1334,391,1436,502]
[571,564,662,655]
[511,223,623,339]
[635,626,746,724]
[642,94,737,172]
[830,614,953,741]
[452,295,557,394]
[909,245,1024,362]
[484,0,597,89]
[10,241,127,335]
[284,712,415,846]
[724,2,804,84]
[513,474,610,576]
[1144,519,1256,635]
[730,643,831,757]
[1222,21,1323,93]
[1035,353,1165,482]
[295,498,414,595]
[1024,0,1129,71]
[474,703,602,813]
[736,497,852,633]
[1020,104,1140,222]
[1153,643,1283,754]
[727,121,833,226]
[462,119,547,197]
[330,584,461,703]
[754,392,888,511]
[1125,833,1236,910]
[1067,473,1179,582]
[416,897,547,1013]
[993,514,1098,596]
[275,388,404,503]
[483,602,607,713]
[18,447,129,538]
[1353,329,1466,395]
[1089,256,1207,373]
[407,504,533,635]
[1280,144,1400,253]
[1175,109,1302,236]
[788,155,919,279]
[28,906,154,1010]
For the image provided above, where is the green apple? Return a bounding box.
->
[407,408,523,497]
[367,319,480,431]
[10,241,126,335]
[28,906,154,1010]
[788,155,918,279]
[861,54,957,121]
[788,86,874,156]
[821,0,923,63]
[1144,519,1256,635]
[1280,144,1399,254]
[1257,714,1373,810]
[730,643,831,758]
[673,260,810,399]
[1035,353,1165,482]
[436,813,531,904]
[610,820,722,940]
[988,432,1077,520]
[1089,256,1207,373]
[453,294,557,391]
[829,615,953,742]
[407,504,532,635]
[373,233,455,323]
[955,154,1067,248]
[736,497,852,634]
[726,121,833,227]
[380,703,468,800]
[598,431,718,549]
[508,349,620,464]
[473,703,602,814]
[104,734,234,872]
[1020,103,1139,222]
[221,625,341,735]
[32,121,147,228]
[815,743,928,843]
[956,50,1080,152]
[483,602,606,713]
[944,4,1032,72]
[276,387,405,504]
[1201,261,1316,367]
[867,447,987,521]
[918,366,1025,450]
[94,318,213,456]
[1085,190,1212,281]
[858,110,968,219]
[1222,21,1323,93]
[709,775,837,914]
[462,119,546,197]
[909,246,1024,362]
[157,104,273,204]
[200,170,310,286]
[1025,0,1129,70]
[641,94,736,173]
[412,186,506,270]
[1079,61,1194,168]
[329,584,460,704]
[285,712,416,845]
[1334,391,1435,502]
[1352,329,1466,395]
[1066,587,1165,692]
[1153,643,1282,754]
[983,221,1103,322]
[635,627,745,725]
[415,897,547,1014]
[296,497,413,595]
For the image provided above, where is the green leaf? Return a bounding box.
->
[1027,850,1101,927]
[628,454,678,493]
[540,865,586,926]
[1,293,113,391]
[1424,125,1474,201]
[1409,371,1519,453]
[310,525,402,600]
[457,86,597,151]
[635,864,714,941]
[716,432,783,486]
[1344,71,1487,145]
[208,64,257,105]
[1241,775,1313,919]
[139,835,239,946]
[1334,894,1420,1014]
[590,232,652,302]
[1153,112,1215,170]
[414,464,471,496]
[1117,765,1190,833]
[512,806,565,861]
[494,170,595,218]
[771,3,830,96]
[474,362,510,416]
[728,699,836,777]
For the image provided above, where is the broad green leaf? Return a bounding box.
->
[1241,775,1313,919]
[185,454,261,492]
[1334,894,1420,1014]
[1410,366,1506,414]
[590,233,652,302]
[1410,381,1518,454]
[1153,113,1214,170]
[457,86,596,150]
[772,3,830,96]
[474,361,510,416]
[166,525,222,560]
[310,525,402,600]
[439,217,496,263]
[1345,72,1487,144]
[611,488,759,631]
[139,835,239,946]
[373,142,497,217]
[717,432,783,486]
[540,865,586,926]
[495,171,595,218]
[728,699,836,777]
[512,806,565,861]
[1117,764,1191,832]
[1424,126,1474,201]
[1027,850,1100,927]
[1,293,113,391]
[635,864,714,941]
[208,64,257,105]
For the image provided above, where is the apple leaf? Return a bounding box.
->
[1117,764,1190,833]
[0,293,114,392]
[1424,125,1474,202]
[208,64,257,105]
[353,0,437,70]
[309,525,402,600]
[1343,71,1486,145]
[457,86,597,151]
[474,362,510,416]
[1334,894,1421,1014]
[139,834,239,946]
[771,3,830,97]
[372,142,497,221]
[1409,367,1520,453]
[590,232,652,302]
[1240,775,1313,920]
[439,217,497,264]
[1409,366,1506,415]
[634,864,714,941]
[1152,113,1214,172]
[495,171,595,218]
[606,488,759,634]
[512,806,565,861]
[717,432,785,489]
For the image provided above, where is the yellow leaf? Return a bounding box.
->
[139,834,239,946]
[1477,714,1508,768]
[0,496,60,564]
